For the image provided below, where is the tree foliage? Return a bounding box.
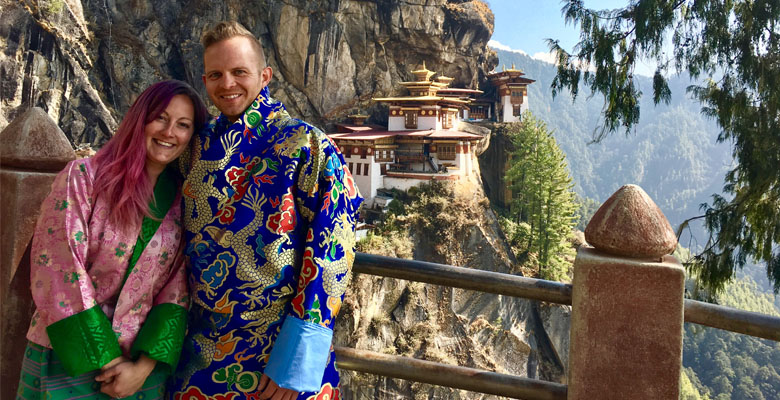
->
[503,114,577,280]
[548,0,780,294]
[682,269,780,399]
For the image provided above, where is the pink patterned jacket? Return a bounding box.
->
[26,158,188,356]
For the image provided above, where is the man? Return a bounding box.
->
[170,21,362,400]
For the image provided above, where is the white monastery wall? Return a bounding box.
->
[418,116,438,130]
[383,176,428,192]
[501,96,518,123]
[388,116,405,131]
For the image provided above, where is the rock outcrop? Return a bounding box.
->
[335,178,569,399]
[1,0,497,146]
[477,122,515,210]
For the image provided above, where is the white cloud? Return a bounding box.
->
[531,51,557,65]
[489,40,599,73]
[532,50,597,72]
[488,40,527,55]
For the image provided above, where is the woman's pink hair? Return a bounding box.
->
[92,80,208,229]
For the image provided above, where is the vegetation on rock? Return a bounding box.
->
[499,115,578,281]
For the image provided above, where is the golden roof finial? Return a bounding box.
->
[411,61,435,82]
[512,63,516,70]
[502,64,506,71]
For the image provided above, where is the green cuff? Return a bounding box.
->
[130,303,188,372]
[46,306,122,376]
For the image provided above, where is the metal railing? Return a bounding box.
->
[334,347,567,400]
[334,252,780,399]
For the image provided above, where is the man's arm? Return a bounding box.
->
[264,132,362,392]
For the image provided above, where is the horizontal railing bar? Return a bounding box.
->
[684,299,780,342]
[334,346,567,400]
[354,253,780,342]
[353,252,573,305]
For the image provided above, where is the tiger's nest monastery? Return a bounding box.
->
[328,63,534,207]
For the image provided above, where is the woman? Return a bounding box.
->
[16,80,208,400]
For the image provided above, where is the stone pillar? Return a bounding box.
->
[1,108,75,399]
[568,184,683,400]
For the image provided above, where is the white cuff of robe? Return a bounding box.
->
[264,316,333,392]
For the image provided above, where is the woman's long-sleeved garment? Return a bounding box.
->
[25,158,189,377]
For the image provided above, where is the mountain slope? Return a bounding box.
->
[492,48,732,246]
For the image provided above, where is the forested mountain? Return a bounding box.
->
[493,48,779,399]
[492,48,731,248]
[682,269,780,399]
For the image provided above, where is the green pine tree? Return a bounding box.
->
[546,0,780,295]
[504,113,577,280]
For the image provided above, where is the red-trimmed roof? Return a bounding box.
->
[328,129,483,141]
[427,129,483,139]
[437,88,484,94]
[328,132,397,140]
[334,123,386,133]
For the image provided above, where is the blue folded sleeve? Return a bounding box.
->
[264,316,333,392]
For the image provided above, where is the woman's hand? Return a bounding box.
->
[101,355,130,373]
[96,354,157,398]
[257,374,298,400]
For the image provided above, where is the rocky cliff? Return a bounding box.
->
[1,0,496,146]
[336,178,569,399]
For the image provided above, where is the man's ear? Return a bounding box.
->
[260,66,273,88]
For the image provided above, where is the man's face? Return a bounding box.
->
[202,36,272,121]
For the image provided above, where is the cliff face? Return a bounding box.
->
[335,178,569,399]
[0,0,497,146]
[477,123,514,210]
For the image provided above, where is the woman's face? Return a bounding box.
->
[145,94,195,173]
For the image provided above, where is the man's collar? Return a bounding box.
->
[213,86,283,134]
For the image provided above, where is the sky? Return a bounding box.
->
[486,0,657,76]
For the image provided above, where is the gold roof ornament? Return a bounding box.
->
[347,112,370,125]
[411,61,435,82]
[436,75,454,87]
[507,63,522,72]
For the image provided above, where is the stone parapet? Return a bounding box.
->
[568,248,684,399]
[1,107,75,400]
[569,184,683,399]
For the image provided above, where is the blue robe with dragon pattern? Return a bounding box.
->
[170,86,362,400]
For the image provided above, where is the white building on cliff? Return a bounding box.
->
[328,63,484,207]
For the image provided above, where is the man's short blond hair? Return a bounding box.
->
[201,21,266,67]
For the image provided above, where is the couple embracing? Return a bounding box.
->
[17,21,362,400]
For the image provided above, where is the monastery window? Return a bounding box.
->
[380,164,387,175]
[470,106,486,120]
[349,162,354,173]
[437,144,457,160]
[442,112,453,129]
[363,163,369,176]
[405,111,418,129]
[356,163,362,175]
[513,105,522,117]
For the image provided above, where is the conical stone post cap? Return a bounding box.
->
[584,184,677,258]
[0,107,75,171]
